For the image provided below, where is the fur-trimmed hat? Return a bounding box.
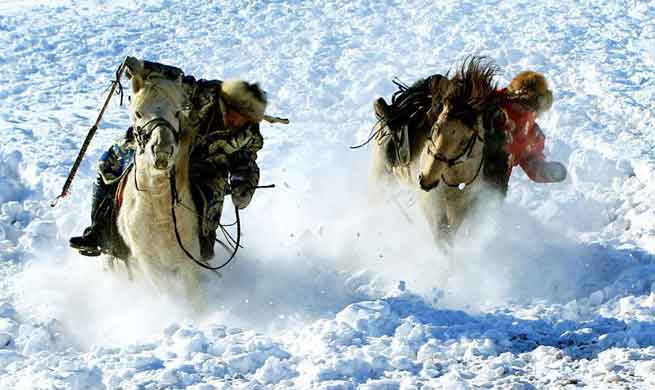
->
[221,79,267,122]
[507,71,553,116]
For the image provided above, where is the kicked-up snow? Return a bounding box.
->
[1,0,655,388]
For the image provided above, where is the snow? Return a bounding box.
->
[1,0,655,388]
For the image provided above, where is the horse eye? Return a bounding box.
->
[135,111,143,119]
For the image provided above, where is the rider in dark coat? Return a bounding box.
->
[70,75,266,260]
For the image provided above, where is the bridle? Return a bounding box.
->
[424,120,485,188]
[133,117,180,151]
[131,116,180,192]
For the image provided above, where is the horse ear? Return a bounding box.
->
[124,56,146,93]
[131,73,145,94]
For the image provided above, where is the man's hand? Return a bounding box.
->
[542,161,567,182]
[230,176,255,209]
[524,157,567,183]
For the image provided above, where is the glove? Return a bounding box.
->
[541,161,567,182]
[524,157,568,183]
[230,175,255,209]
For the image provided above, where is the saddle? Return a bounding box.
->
[375,75,450,168]
[375,97,410,166]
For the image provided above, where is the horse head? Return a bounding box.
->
[129,71,186,173]
[418,58,497,191]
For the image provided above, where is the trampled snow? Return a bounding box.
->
[1,0,655,388]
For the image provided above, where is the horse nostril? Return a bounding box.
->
[153,145,173,155]
[418,174,439,192]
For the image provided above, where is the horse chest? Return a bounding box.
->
[118,190,199,263]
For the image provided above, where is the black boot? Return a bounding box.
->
[69,227,102,256]
[70,179,112,257]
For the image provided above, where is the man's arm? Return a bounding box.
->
[518,123,567,183]
[98,132,135,185]
[227,123,264,209]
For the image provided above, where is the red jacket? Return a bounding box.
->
[495,88,551,182]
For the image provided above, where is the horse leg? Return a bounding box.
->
[444,189,472,237]
[180,268,206,311]
[418,189,452,245]
[123,259,135,281]
[103,256,115,272]
[369,143,392,206]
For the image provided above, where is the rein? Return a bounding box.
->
[133,116,274,273]
[169,170,240,272]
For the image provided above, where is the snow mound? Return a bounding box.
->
[1,0,655,388]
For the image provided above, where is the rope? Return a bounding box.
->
[349,118,388,149]
[51,58,128,207]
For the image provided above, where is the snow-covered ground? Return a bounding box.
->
[1,0,655,388]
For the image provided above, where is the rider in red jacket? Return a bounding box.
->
[495,71,567,183]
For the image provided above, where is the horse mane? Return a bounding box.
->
[439,57,511,195]
[443,57,498,126]
[131,77,185,110]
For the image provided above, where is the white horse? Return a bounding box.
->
[114,68,205,303]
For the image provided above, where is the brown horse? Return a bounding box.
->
[370,58,507,243]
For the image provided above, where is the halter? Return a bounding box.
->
[425,121,484,167]
[425,121,486,188]
[169,170,241,272]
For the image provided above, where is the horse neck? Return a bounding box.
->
[174,130,193,195]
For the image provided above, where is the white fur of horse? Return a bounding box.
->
[115,75,205,304]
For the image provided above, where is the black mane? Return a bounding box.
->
[443,57,498,126]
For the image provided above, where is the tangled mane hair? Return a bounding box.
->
[443,57,498,126]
